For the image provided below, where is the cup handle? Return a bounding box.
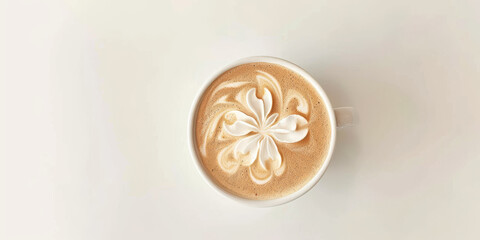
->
[334,107,356,128]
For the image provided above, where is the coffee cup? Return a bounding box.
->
[188,56,354,207]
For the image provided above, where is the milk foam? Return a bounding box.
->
[200,71,309,184]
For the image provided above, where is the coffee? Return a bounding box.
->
[194,62,331,200]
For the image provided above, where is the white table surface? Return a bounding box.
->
[3,0,480,239]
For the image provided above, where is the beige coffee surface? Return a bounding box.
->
[195,62,331,200]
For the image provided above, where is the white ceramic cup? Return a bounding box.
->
[188,56,354,207]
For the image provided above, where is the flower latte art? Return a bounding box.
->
[194,63,331,200]
[222,88,309,184]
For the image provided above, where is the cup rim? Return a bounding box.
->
[188,56,337,207]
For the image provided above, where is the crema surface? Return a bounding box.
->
[194,63,331,200]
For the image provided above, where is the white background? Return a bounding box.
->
[3,0,480,239]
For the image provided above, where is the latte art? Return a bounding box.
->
[195,63,331,200]
[219,86,308,184]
